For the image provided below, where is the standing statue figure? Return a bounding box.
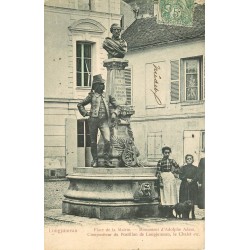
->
[103,23,127,58]
[77,74,119,167]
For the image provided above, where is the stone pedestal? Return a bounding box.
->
[62,167,160,219]
[103,58,129,104]
[98,58,140,167]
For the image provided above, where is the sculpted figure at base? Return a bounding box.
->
[103,23,127,58]
[77,74,119,167]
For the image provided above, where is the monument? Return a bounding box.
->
[62,24,159,219]
[102,23,140,168]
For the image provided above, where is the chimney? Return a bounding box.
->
[153,0,159,17]
[132,3,140,19]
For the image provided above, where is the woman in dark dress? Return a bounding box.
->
[156,146,180,218]
[197,157,205,210]
[179,154,198,219]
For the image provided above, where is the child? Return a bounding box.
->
[179,154,198,219]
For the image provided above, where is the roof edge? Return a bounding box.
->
[127,35,205,52]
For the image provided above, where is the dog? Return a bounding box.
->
[173,200,193,219]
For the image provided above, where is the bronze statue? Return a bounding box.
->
[77,74,119,167]
[103,23,127,58]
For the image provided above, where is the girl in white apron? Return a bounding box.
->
[156,146,180,218]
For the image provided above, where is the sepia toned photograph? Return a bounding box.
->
[44,0,205,249]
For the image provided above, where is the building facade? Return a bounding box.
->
[44,0,205,178]
[122,2,205,166]
[44,0,135,178]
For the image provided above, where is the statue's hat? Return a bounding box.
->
[92,74,105,84]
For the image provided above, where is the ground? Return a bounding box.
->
[44,179,69,210]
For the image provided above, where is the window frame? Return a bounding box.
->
[76,41,93,88]
[170,55,204,104]
[77,119,91,148]
[182,56,204,103]
[184,58,201,101]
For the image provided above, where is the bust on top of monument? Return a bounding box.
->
[103,23,127,59]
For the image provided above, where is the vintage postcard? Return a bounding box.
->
[44,0,205,249]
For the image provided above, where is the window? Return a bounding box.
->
[147,132,162,160]
[77,120,91,147]
[50,170,56,177]
[170,56,204,102]
[185,58,200,101]
[120,15,124,30]
[76,42,92,87]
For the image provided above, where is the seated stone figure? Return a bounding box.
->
[103,23,127,58]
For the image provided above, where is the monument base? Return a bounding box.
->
[62,199,159,220]
[62,167,160,220]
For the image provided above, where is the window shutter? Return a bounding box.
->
[124,68,132,105]
[170,60,180,102]
[147,132,162,159]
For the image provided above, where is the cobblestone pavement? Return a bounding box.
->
[44,179,69,210]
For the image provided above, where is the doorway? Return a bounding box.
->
[77,119,91,167]
[183,130,205,166]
